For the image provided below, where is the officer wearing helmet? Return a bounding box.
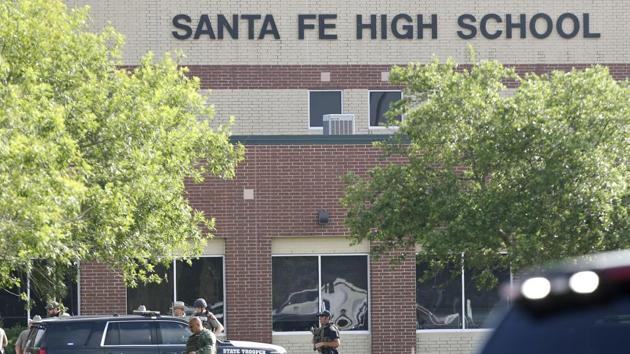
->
[311,310,340,354]
[46,301,68,317]
[192,298,224,335]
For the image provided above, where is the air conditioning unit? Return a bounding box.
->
[323,114,354,135]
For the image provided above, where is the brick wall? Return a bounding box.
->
[185,64,630,90]
[184,144,410,345]
[79,262,126,315]
[370,248,418,354]
[76,141,490,353]
[187,144,402,239]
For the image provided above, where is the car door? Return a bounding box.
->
[101,321,158,354]
[157,320,189,354]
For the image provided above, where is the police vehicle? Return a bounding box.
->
[24,312,286,354]
[478,249,630,354]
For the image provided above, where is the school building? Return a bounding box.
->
[4,1,630,353]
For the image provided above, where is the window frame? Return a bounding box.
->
[308,90,344,129]
[174,255,226,329]
[415,253,513,333]
[367,90,403,129]
[271,253,370,335]
[125,255,226,330]
[1,262,81,323]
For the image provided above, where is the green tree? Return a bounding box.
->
[342,58,630,285]
[0,0,243,297]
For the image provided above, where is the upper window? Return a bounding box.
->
[369,91,402,127]
[309,91,342,128]
[416,255,510,330]
[126,257,224,324]
[272,255,369,332]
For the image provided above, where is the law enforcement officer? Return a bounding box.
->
[312,310,340,354]
[185,317,216,354]
[172,301,187,318]
[192,298,224,334]
[46,301,69,317]
[46,301,61,317]
[15,315,41,354]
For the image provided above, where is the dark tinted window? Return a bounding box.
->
[272,256,319,331]
[416,261,462,329]
[0,273,27,327]
[481,297,630,354]
[2,265,79,324]
[369,91,401,127]
[309,91,342,127]
[158,321,190,345]
[127,264,173,315]
[464,268,510,328]
[176,257,224,324]
[321,256,369,331]
[272,255,369,332]
[46,322,93,348]
[104,322,154,345]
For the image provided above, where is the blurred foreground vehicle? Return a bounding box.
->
[479,250,630,354]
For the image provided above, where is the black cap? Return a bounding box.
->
[318,310,332,317]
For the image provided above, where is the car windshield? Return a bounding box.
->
[481,295,630,354]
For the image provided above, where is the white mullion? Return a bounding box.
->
[77,262,81,315]
[27,266,31,322]
[318,255,323,312]
[222,255,227,332]
[461,252,466,330]
[173,259,177,307]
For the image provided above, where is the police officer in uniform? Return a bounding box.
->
[185,317,216,354]
[46,301,68,317]
[192,298,224,335]
[15,315,41,354]
[312,310,340,354]
[172,301,187,318]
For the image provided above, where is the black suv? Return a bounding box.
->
[478,249,630,354]
[25,313,286,354]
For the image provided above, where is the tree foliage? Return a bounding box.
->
[0,0,243,298]
[343,57,630,282]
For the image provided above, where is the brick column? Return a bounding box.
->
[370,248,417,354]
[80,262,126,315]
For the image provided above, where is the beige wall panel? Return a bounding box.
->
[272,237,369,254]
[273,333,370,354]
[202,238,225,255]
[67,0,627,65]
[206,89,312,135]
[207,89,400,135]
[416,330,490,354]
